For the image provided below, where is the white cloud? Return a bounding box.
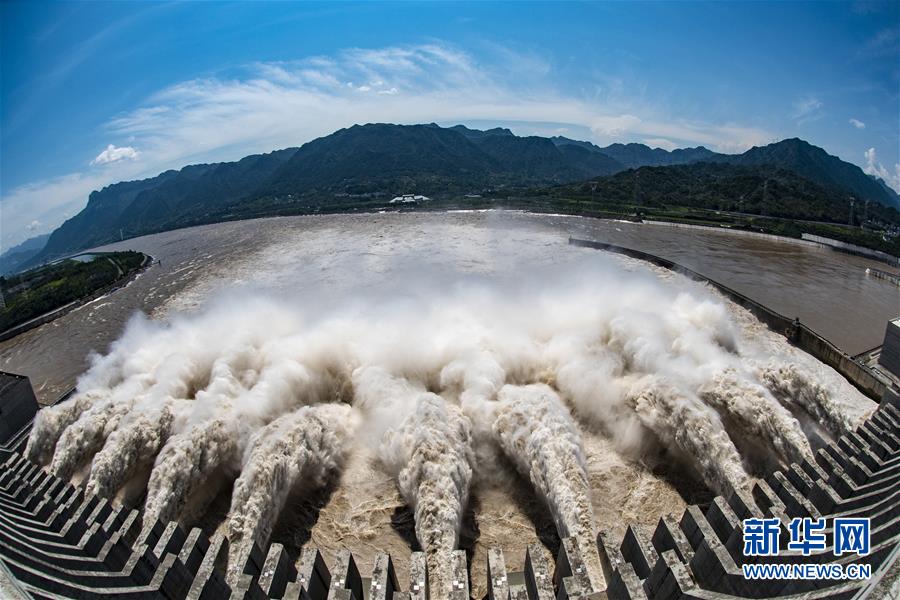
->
[590,114,643,137]
[643,138,679,151]
[90,144,139,165]
[1,172,110,251]
[792,97,824,124]
[0,162,147,252]
[2,42,778,251]
[849,118,866,129]
[864,147,900,194]
[106,43,775,165]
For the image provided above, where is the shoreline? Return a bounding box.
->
[36,205,900,273]
[0,252,153,343]
[569,237,892,402]
[11,209,894,392]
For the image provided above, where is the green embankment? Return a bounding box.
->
[0,251,146,331]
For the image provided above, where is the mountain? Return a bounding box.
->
[262,123,496,197]
[554,144,624,178]
[563,161,900,225]
[452,125,622,177]
[261,122,618,196]
[873,176,900,206]
[34,124,629,263]
[29,124,899,264]
[552,136,718,167]
[39,148,299,260]
[554,136,900,210]
[591,142,718,169]
[469,133,620,179]
[711,138,900,209]
[550,136,602,152]
[449,124,516,139]
[0,233,50,275]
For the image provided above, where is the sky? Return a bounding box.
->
[1,1,898,251]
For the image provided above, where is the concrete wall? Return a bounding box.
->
[643,220,823,247]
[569,237,890,401]
[791,324,888,400]
[0,373,38,444]
[633,221,899,268]
[801,233,900,267]
[879,319,900,380]
[866,268,900,286]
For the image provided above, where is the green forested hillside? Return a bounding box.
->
[1,251,146,331]
[550,162,900,255]
[30,124,900,265]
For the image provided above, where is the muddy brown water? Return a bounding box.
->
[1,210,891,595]
[4,212,895,405]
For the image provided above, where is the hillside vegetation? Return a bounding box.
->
[547,162,900,255]
[1,251,146,331]
[29,123,900,266]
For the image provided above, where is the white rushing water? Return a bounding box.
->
[25,228,875,594]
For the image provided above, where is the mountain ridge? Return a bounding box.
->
[30,123,899,266]
[709,137,900,209]
[0,233,50,275]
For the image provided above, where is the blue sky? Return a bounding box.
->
[1,1,898,251]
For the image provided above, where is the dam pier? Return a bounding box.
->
[0,376,897,598]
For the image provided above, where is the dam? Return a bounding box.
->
[1,389,897,598]
[0,211,898,598]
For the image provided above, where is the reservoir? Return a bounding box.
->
[2,211,895,407]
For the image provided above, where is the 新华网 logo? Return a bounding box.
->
[741,517,871,581]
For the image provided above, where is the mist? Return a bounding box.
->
[26,251,872,591]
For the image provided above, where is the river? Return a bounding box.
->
[3,211,895,406]
[1,210,890,595]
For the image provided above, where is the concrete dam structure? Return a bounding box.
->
[0,392,897,599]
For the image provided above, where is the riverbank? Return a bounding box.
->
[3,211,896,405]
[427,199,900,267]
[45,192,898,273]
[569,237,892,401]
[0,252,152,342]
[637,219,900,267]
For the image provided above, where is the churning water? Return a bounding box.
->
[8,211,884,595]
